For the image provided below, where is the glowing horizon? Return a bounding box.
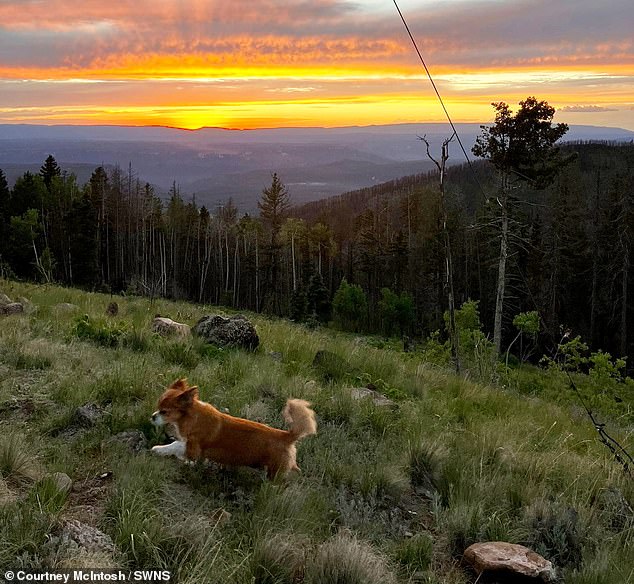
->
[1,0,633,131]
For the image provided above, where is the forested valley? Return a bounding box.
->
[1,140,633,364]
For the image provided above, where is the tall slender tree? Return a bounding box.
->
[472,97,569,353]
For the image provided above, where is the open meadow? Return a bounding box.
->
[0,279,632,583]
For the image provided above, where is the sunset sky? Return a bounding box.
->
[1,0,632,130]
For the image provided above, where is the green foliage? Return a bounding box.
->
[472,97,570,188]
[289,286,308,322]
[378,288,415,335]
[437,300,497,380]
[332,278,367,331]
[513,311,540,336]
[393,532,434,573]
[307,272,331,323]
[72,314,127,348]
[588,350,626,382]
[2,279,634,580]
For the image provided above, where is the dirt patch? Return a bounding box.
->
[63,473,114,525]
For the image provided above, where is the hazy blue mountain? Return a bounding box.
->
[1,123,632,211]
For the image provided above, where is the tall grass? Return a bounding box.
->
[0,279,632,581]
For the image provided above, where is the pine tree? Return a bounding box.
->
[472,97,569,353]
[40,155,61,191]
[259,173,291,313]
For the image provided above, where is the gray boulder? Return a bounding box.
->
[193,314,259,350]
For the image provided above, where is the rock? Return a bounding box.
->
[16,296,36,314]
[0,302,24,316]
[105,302,119,316]
[54,302,79,313]
[463,542,556,582]
[0,478,17,504]
[102,430,147,453]
[350,387,396,408]
[0,292,12,305]
[73,403,107,428]
[210,508,232,526]
[152,316,191,339]
[193,314,259,350]
[48,472,73,494]
[59,519,115,555]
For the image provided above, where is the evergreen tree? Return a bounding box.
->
[0,168,9,259]
[472,97,569,353]
[10,172,47,217]
[259,173,291,313]
[307,271,331,323]
[40,155,61,191]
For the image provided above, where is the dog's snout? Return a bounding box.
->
[151,411,164,426]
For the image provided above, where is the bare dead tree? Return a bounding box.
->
[420,133,461,373]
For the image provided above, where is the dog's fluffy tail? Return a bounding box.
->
[283,399,317,441]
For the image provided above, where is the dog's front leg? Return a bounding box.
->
[151,440,186,460]
[185,440,202,462]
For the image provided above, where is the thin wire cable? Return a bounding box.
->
[392,0,486,196]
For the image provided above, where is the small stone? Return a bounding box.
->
[54,302,79,313]
[102,430,147,453]
[152,316,191,338]
[73,403,106,428]
[48,472,73,494]
[105,302,119,316]
[210,508,232,526]
[350,387,396,408]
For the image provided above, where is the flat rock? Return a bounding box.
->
[193,314,259,350]
[59,519,115,555]
[350,387,396,408]
[464,542,556,582]
[73,403,107,428]
[102,430,147,453]
[48,472,73,494]
[152,316,191,338]
[54,302,79,313]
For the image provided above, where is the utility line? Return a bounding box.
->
[392,0,486,196]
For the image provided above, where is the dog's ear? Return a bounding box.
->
[177,385,199,405]
[170,378,188,392]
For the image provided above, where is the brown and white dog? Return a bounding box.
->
[150,378,317,478]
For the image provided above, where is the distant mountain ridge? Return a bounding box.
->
[1,123,632,211]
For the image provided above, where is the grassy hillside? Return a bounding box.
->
[0,280,632,583]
